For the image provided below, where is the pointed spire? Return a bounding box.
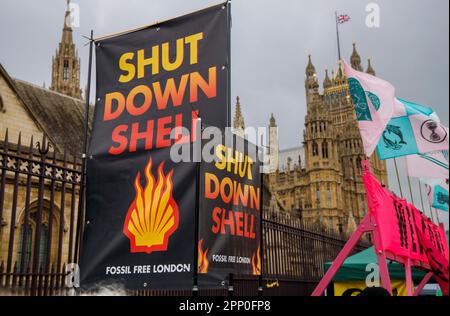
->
[305,54,316,77]
[323,69,332,89]
[50,0,81,99]
[366,58,376,76]
[233,96,245,130]
[269,113,277,127]
[350,43,363,71]
[332,61,347,86]
[337,61,345,78]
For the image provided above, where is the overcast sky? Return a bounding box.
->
[1,0,448,225]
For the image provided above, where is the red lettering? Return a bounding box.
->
[156,116,172,148]
[129,121,154,152]
[109,124,128,155]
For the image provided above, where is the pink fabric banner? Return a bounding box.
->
[363,170,424,261]
[414,215,449,295]
[363,167,449,294]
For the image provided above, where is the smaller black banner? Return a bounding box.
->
[198,131,262,285]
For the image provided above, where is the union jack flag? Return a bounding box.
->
[337,14,351,24]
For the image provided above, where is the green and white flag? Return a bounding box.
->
[376,99,448,160]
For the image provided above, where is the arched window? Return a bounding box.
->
[328,218,334,233]
[63,60,69,81]
[0,94,5,113]
[17,211,49,271]
[312,142,319,156]
[322,142,329,159]
[348,158,354,178]
[316,188,321,208]
[17,224,32,270]
[356,157,362,174]
[327,184,332,208]
[16,202,59,271]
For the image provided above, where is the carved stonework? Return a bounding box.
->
[264,46,388,236]
[50,1,81,99]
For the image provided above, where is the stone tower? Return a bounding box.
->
[265,44,389,235]
[50,0,81,99]
[233,96,245,137]
[303,56,343,230]
[268,114,279,174]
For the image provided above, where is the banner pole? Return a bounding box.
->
[228,273,234,296]
[405,258,413,296]
[258,139,264,297]
[432,207,441,225]
[227,0,232,128]
[418,179,425,212]
[335,11,341,61]
[428,200,437,223]
[419,180,437,222]
[192,117,202,296]
[393,158,404,198]
[74,30,94,264]
[407,175,415,205]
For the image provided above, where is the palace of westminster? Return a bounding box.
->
[1,2,389,254]
[233,49,388,236]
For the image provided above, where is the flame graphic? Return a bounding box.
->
[252,246,261,275]
[197,239,209,274]
[123,158,179,253]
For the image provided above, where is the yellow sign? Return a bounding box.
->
[334,280,411,296]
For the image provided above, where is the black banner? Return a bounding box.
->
[80,3,230,290]
[198,132,262,286]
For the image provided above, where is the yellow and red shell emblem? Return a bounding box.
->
[252,245,261,275]
[197,239,209,274]
[123,158,179,253]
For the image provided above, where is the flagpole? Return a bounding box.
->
[428,199,437,223]
[335,11,342,61]
[407,175,415,205]
[74,30,94,264]
[431,204,441,225]
[393,158,404,198]
[418,180,426,213]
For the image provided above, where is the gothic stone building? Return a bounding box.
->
[260,45,388,235]
[0,2,85,278]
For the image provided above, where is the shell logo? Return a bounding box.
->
[123,158,179,253]
[252,246,261,275]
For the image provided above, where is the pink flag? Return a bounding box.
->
[344,60,395,156]
[406,151,449,179]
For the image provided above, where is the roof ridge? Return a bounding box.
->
[13,78,84,103]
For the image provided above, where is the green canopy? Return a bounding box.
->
[325,231,449,283]
[324,246,428,283]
